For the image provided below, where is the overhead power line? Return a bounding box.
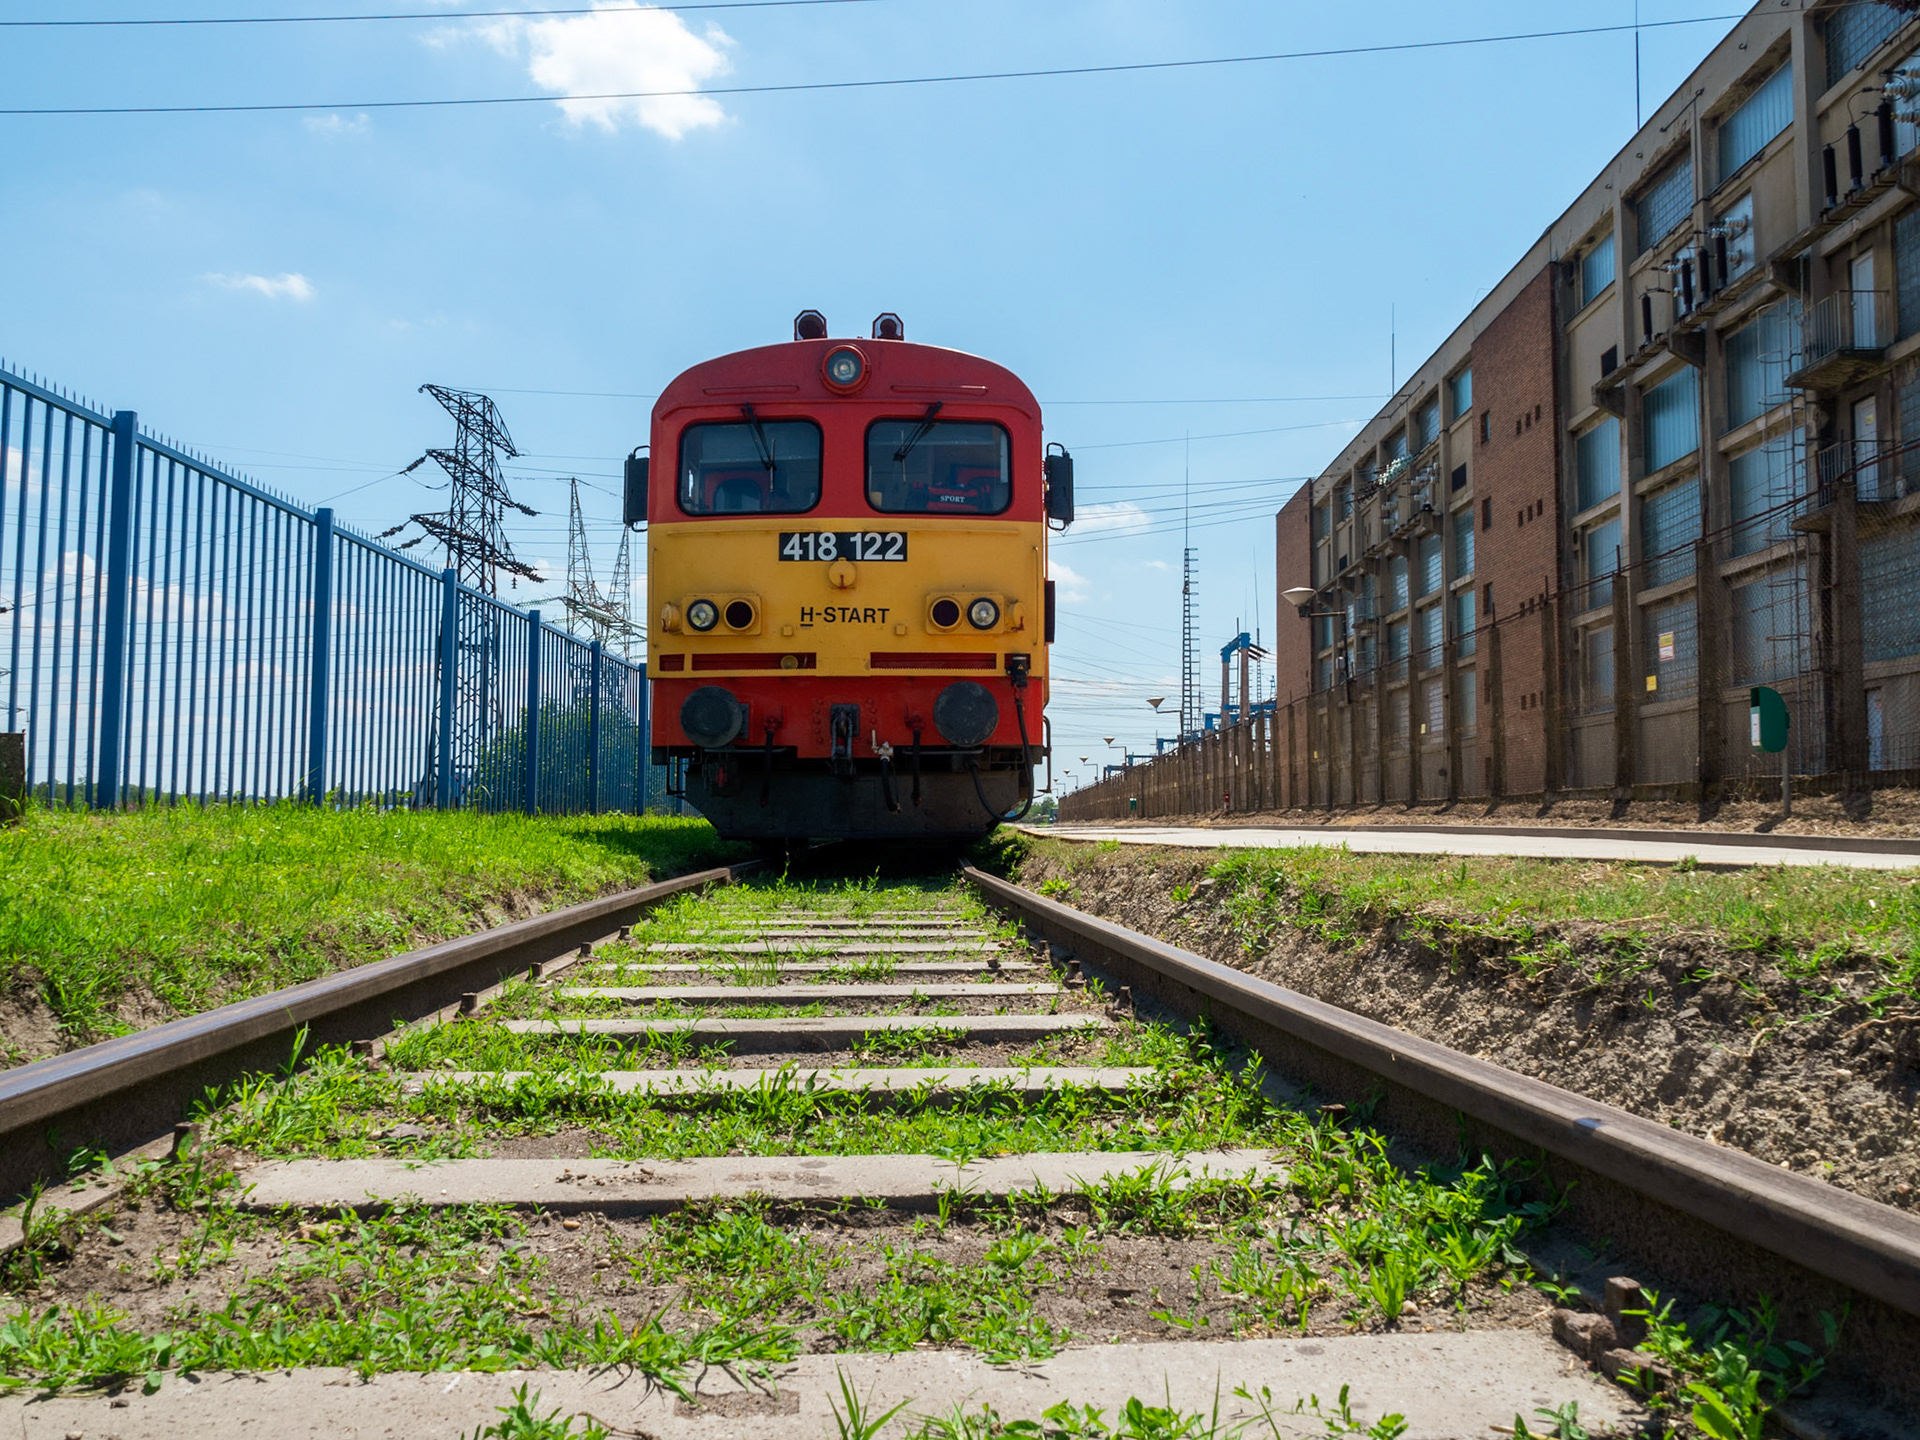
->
[0,15,1743,117]
[468,386,1382,407]
[2,0,871,26]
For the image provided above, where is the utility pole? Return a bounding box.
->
[607,527,635,661]
[1180,433,1198,742]
[384,385,540,805]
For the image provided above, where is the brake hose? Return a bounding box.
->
[879,755,901,813]
[969,678,1035,824]
[910,728,924,807]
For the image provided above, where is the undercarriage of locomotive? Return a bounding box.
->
[669,744,1040,841]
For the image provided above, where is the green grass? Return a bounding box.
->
[1021,839,1920,1008]
[0,804,744,1051]
[0,1204,788,1396]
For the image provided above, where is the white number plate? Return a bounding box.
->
[778,531,908,562]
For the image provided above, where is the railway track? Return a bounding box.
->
[1,857,1915,1437]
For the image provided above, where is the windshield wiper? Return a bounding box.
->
[739,404,777,473]
[892,402,944,463]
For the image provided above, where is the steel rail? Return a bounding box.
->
[963,865,1920,1327]
[0,859,759,1200]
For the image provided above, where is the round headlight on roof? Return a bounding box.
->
[823,345,866,391]
[967,597,1000,630]
[686,599,720,632]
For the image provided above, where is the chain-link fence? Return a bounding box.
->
[1060,442,1920,822]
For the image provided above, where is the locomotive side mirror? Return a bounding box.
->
[1044,446,1074,527]
[623,449,649,528]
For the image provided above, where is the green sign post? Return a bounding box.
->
[1750,686,1790,816]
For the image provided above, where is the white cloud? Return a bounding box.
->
[1073,501,1152,536]
[1141,558,1171,572]
[480,2,733,139]
[304,113,371,136]
[206,272,315,302]
[1051,560,1091,604]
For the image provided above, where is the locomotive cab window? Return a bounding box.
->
[678,413,822,515]
[865,418,1011,515]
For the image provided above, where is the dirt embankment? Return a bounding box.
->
[1117,787,1920,838]
[1015,845,1919,1211]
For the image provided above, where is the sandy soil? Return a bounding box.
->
[21,1195,1546,1351]
[1097,787,1920,838]
[1015,845,1920,1212]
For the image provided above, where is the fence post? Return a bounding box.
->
[94,411,138,810]
[524,611,543,815]
[1830,479,1868,789]
[637,660,649,814]
[306,508,335,806]
[587,638,602,815]
[1540,592,1563,799]
[434,569,458,809]
[1610,571,1635,801]
[1485,615,1506,798]
[1695,537,1727,805]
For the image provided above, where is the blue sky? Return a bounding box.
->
[1,0,1745,794]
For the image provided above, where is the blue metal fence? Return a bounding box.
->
[0,362,652,814]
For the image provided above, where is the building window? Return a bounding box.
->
[1636,153,1695,251]
[1387,555,1409,612]
[1415,534,1443,598]
[1582,624,1616,714]
[1643,598,1698,700]
[1641,476,1702,588]
[1389,690,1410,741]
[1448,369,1473,419]
[1415,603,1443,667]
[1455,588,1477,656]
[1481,497,1492,530]
[1452,509,1475,576]
[1643,367,1702,472]
[1579,232,1616,309]
[1383,430,1408,464]
[1827,2,1908,89]
[1336,481,1353,519]
[1575,416,1622,512]
[1731,569,1812,685]
[1718,62,1793,184]
[1898,207,1920,340]
[1729,428,1805,557]
[1421,678,1445,737]
[1580,516,1622,613]
[1861,524,1920,661]
[1314,656,1333,693]
[1311,500,1329,542]
[1724,301,1802,429]
[1899,365,1920,494]
[1457,668,1477,732]
[1416,399,1441,449]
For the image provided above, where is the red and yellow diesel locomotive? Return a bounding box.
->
[630,311,1071,842]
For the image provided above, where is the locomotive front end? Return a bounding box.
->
[643,316,1062,841]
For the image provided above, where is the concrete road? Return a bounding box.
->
[1032,822,1920,870]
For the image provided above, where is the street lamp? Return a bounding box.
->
[1284,583,1351,702]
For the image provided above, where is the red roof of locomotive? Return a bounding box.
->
[652,336,1041,421]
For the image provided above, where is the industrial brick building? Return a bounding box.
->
[1268,0,1920,812]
